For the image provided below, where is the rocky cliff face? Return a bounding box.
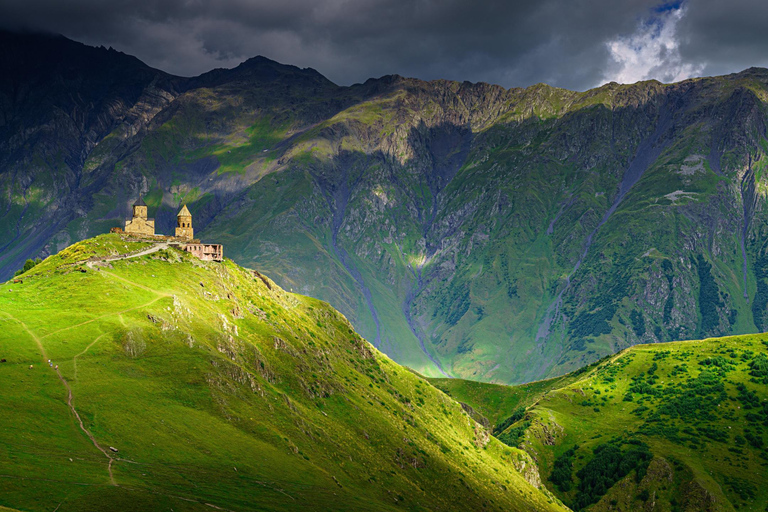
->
[3,32,768,383]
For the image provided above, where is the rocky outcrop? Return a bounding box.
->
[512,451,544,490]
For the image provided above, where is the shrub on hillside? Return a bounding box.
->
[497,421,531,448]
[14,258,41,276]
[549,445,578,492]
[573,441,652,510]
[749,353,768,382]
[494,406,526,435]
[630,310,646,338]
[696,255,724,337]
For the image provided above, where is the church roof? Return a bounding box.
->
[133,196,146,207]
[177,205,191,217]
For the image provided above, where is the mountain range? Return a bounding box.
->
[3,30,768,384]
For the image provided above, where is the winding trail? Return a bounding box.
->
[73,334,105,381]
[1,250,174,486]
[40,295,167,339]
[1,313,116,485]
[1,261,267,510]
[78,242,170,268]
[99,269,171,296]
[56,357,117,485]
[39,251,173,340]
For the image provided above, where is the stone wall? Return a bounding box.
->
[125,216,155,235]
[175,225,194,239]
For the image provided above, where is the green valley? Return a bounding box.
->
[436,335,768,511]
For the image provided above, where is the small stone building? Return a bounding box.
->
[115,198,223,262]
[124,197,155,235]
[175,205,194,239]
[183,243,223,262]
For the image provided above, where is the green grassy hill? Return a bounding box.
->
[0,234,566,512]
[435,336,768,511]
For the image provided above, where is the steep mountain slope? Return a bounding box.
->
[0,31,183,272]
[434,336,768,511]
[5,31,768,384]
[0,234,565,512]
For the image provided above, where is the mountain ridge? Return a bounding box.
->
[4,30,768,384]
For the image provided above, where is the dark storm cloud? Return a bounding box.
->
[677,0,768,78]
[0,0,766,90]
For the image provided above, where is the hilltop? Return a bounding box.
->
[0,234,565,512]
[434,335,768,511]
[5,31,768,383]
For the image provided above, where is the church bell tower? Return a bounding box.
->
[132,196,148,219]
[175,205,193,239]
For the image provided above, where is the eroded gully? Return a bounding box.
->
[536,103,673,343]
[400,136,470,378]
[740,154,757,301]
[324,172,382,348]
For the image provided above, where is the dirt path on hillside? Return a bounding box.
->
[65,241,171,271]
[98,269,172,296]
[85,243,170,267]
[55,362,116,485]
[73,334,105,382]
[1,276,172,487]
[3,311,248,509]
[1,313,116,485]
[108,243,169,261]
[1,284,297,510]
[41,295,168,339]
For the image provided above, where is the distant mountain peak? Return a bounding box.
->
[188,53,336,90]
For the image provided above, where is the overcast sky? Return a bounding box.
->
[1,0,767,91]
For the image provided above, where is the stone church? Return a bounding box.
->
[117,197,223,262]
[124,197,156,235]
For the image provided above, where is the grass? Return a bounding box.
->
[0,234,566,512]
[439,335,768,511]
[428,362,600,427]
